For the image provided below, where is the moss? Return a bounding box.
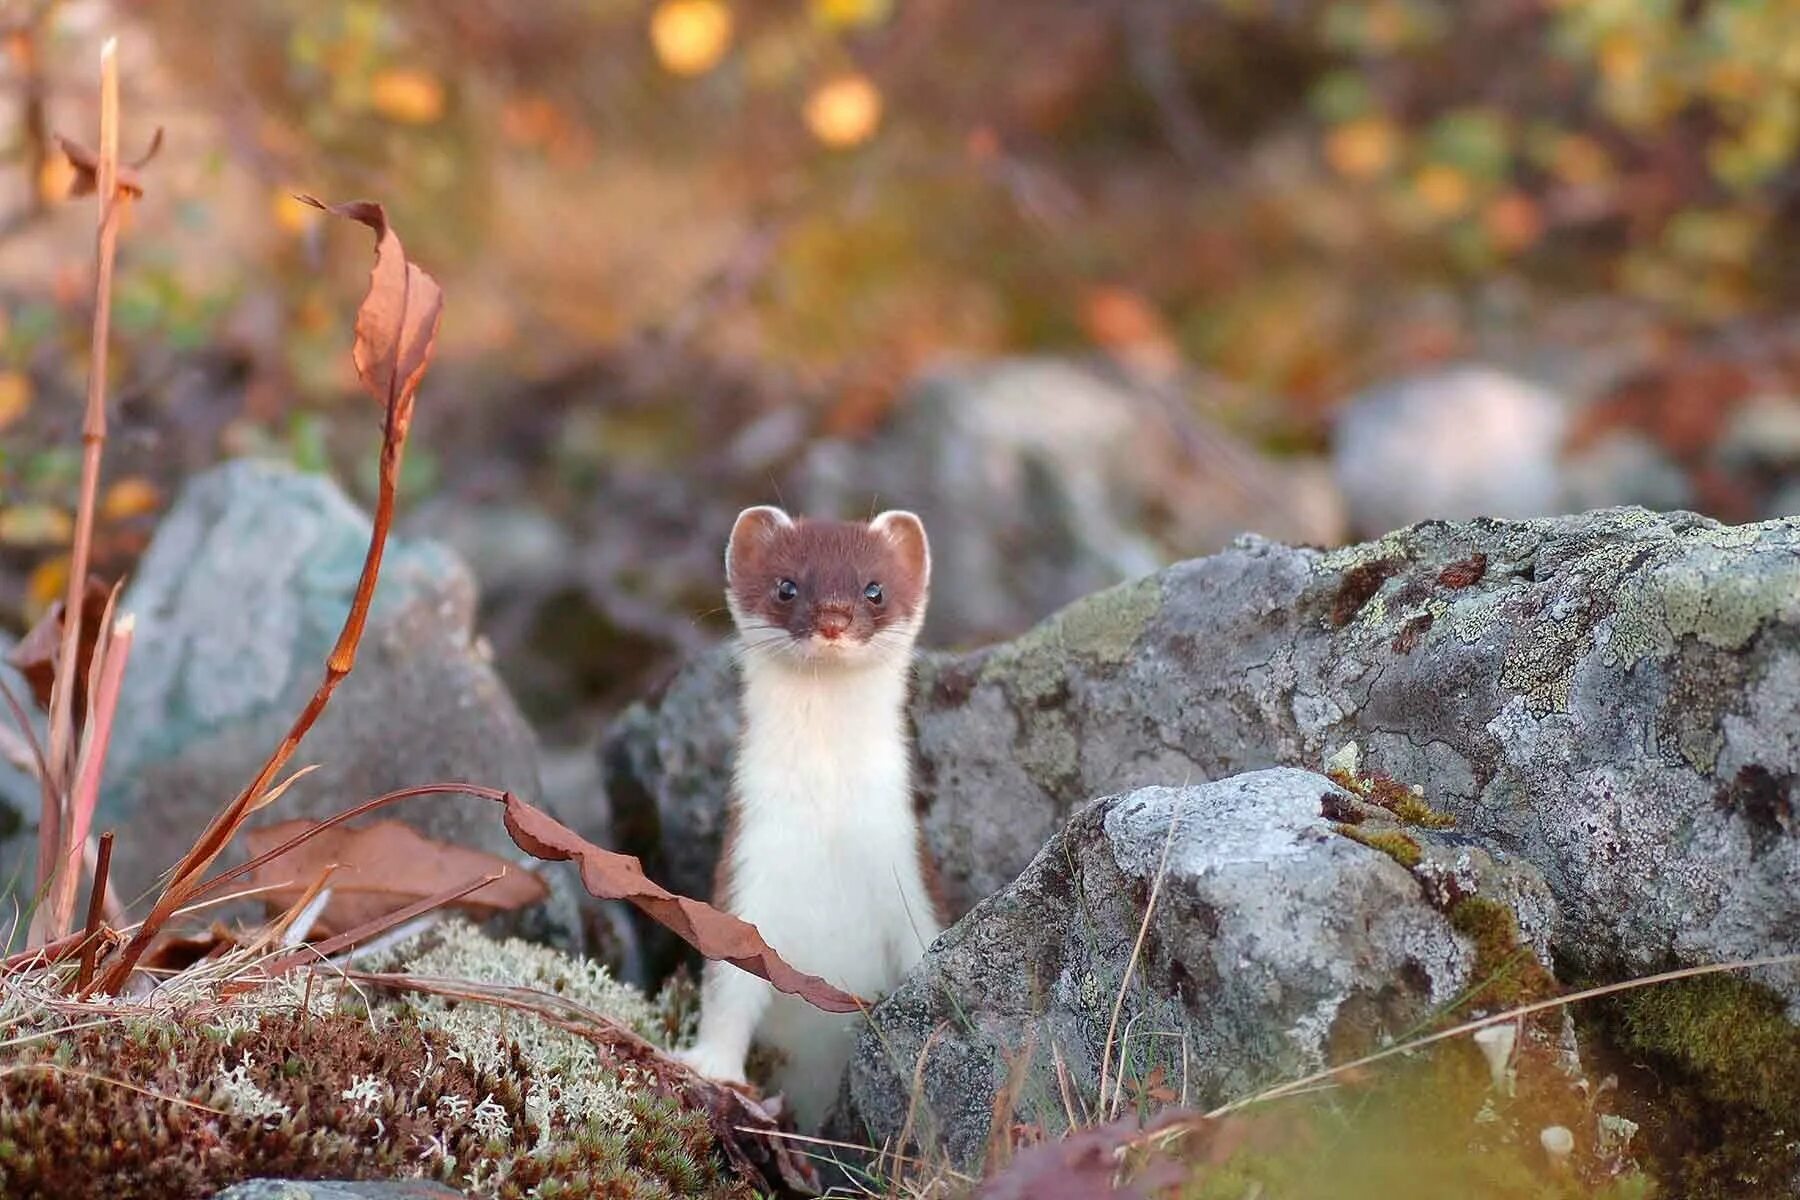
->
[1170,1039,1652,1199]
[0,932,754,1200]
[1334,823,1422,869]
[1438,553,1490,589]
[1326,767,1455,829]
[1587,973,1800,1198]
[1612,974,1800,1124]
[1448,896,1557,1011]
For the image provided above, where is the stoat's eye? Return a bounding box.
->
[775,578,798,603]
[863,581,884,605]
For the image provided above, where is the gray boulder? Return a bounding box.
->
[834,770,1551,1167]
[603,506,1800,997]
[800,358,1343,646]
[211,1184,467,1200]
[93,460,578,945]
[1333,365,1569,537]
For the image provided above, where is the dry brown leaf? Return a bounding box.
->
[499,792,864,1014]
[55,127,163,199]
[6,575,110,715]
[296,196,445,414]
[244,819,547,935]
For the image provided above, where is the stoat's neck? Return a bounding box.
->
[734,651,914,821]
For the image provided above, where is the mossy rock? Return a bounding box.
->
[1588,973,1800,1198]
[0,924,747,1200]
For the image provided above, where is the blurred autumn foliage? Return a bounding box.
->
[6,0,1800,623]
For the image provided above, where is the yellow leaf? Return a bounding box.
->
[102,477,162,521]
[810,0,892,30]
[1325,116,1399,181]
[369,67,446,125]
[37,153,75,206]
[0,504,73,547]
[1550,134,1612,187]
[651,0,734,77]
[1597,29,1647,86]
[0,370,30,432]
[272,189,322,235]
[805,73,882,148]
[25,555,69,623]
[1413,163,1473,217]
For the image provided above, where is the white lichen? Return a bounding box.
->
[341,1073,388,1113]
[373,920,652,1133]
[213,1053,291,1123]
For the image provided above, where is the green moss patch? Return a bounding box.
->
[1448,896,1558,1012]
[1326,766,1456,830]
[1587,972,1800,1198]
[1334,823,1423,869]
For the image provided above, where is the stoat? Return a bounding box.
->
[675,505,944,1129]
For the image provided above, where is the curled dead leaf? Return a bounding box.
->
[6,575,111,716]
[55,127,163,198]
[296,196,445,415]
[499,791,865,1013]
[244,818,547,936]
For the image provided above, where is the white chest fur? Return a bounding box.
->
[728,657,938,994]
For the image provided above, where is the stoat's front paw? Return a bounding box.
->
[673,1043,748,1086]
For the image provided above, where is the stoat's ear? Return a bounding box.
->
[726,505,793,581]
[871,510,930,589]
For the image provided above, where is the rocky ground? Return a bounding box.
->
[7,375,1800,1196]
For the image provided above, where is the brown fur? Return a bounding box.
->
[727,514,927,644]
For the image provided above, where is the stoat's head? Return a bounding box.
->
[725,506,930,670]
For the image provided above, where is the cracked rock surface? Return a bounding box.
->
[604,507,1800,992]
[826,770,1541,1167]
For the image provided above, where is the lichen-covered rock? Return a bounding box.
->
[213,1183,469,1200]
[604,507,1800,1000]
[93,460,579,947]
[829,770,1541,1167]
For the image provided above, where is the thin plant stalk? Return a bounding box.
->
[75,831,113,991]
[42,610,131,941]
[33,38,124,946]
[1097,798,1182,1117]
[94,307,421,994]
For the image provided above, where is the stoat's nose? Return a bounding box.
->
[814,606,852,640]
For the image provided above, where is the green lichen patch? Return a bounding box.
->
[1334,823,1422,869]
[978,571,1164,700]
[973,573,1162,798]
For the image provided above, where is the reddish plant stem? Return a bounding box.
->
[35,40,125,949]
[93,381,414,994]
[75,831,113,992]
